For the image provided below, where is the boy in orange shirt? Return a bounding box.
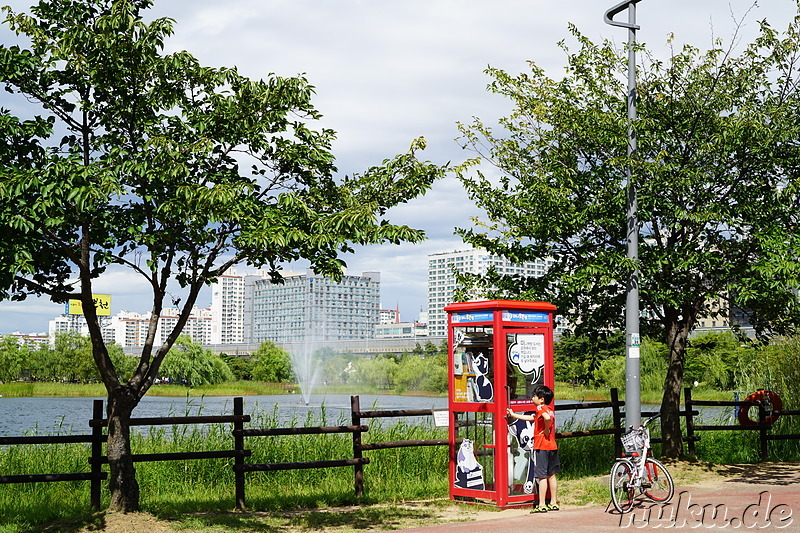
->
[507,384,560,513]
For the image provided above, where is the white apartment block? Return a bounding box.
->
[49,314,114,345]
[427,248,554,337]
[49,308,212,348]
[156,307,213,345]
[379,307,400,324]
[8,331,49,349]
[109,311,151,347]
[210,268,269,345]
[210,270,246,345]
[107,308,212,348]
[251,270,381,344]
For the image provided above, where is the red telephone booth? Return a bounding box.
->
[446,299,556,508]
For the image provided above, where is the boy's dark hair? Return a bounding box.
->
[533,385,554,405]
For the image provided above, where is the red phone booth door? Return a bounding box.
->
[505,328,552,497]
[451,324,497,495]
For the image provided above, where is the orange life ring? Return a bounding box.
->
[738,390,782,426]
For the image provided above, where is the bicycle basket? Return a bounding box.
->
[621,427,648,454]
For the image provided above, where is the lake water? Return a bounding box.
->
[0,394,448,436]
[0,393,734,437]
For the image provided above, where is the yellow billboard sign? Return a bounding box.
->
[65,294,112,316]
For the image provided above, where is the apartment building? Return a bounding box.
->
[156,306,213,345]
[427,248,554,337]
[8,331,49,349]
[48,308,212,348]
[250,270,381,344]
[49,314,114,345]
[210,268,269,344]
[694,293,754,336]
[379,307,400,324]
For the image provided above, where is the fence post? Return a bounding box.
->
[351,395,364,497]
[684,387,696,458]
[234,397,246,509]
[758,400,768,461]
[610,388,622,457]
[90,399,104,510]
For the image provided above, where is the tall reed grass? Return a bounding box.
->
[2,400,800,532]
[0,403,450,531]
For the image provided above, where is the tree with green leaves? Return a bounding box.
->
[52,330,95,382]
[553,331,623,386]
[158,335,233,386]
[221,353,255,381]
[251,340,293,383]
[455,20,800,457]
[0,335,27,382]
[0,0,442,510]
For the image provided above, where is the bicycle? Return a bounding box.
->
[609,413,675,513]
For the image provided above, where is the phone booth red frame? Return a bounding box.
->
[446,299,556,508]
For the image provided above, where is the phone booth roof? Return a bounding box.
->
[445,299,556,314]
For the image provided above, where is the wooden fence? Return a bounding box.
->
[0,396,446,510]
[350,395,448,496]
[684,387,800,460]
[0,400,108,509]
[2,389,799,510]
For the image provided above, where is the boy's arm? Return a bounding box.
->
[506,408,535,421]
[541,411,552,437]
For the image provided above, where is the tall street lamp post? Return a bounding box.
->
[605,0,643,429]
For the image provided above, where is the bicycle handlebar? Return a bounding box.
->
[628,412,661,431]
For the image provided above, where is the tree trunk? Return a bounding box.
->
[660,313,690,458]
[106,386,141,512]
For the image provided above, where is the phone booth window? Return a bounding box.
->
[506,332,545,402]
[454,411,495,492]
[452,327,494,403]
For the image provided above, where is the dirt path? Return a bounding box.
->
[76,461,800,533]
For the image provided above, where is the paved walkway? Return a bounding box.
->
[385,464,800,532]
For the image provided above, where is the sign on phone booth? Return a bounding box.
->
[445,300,556,508]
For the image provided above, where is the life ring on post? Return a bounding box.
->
[738,389,782,426]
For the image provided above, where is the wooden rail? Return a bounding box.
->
[349,395,449,497]
[3,388,799,512]
[684,387,800,460]
[234,395,371,508]
[0,399,108,509]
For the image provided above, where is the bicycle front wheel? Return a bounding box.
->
[610,460,636,513]
[643,458,674,503]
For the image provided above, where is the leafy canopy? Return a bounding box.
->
[0,0,444,396]
[455,22,800,341]
[455,17,800,456]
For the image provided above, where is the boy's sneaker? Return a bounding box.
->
[546,503,560,511]
[530,505,548,513]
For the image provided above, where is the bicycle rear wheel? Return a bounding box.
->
[643,458,674,503]
[610,460,636,513]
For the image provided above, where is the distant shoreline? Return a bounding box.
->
[0,381,731,402]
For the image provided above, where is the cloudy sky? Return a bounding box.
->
[1,0,797,333]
